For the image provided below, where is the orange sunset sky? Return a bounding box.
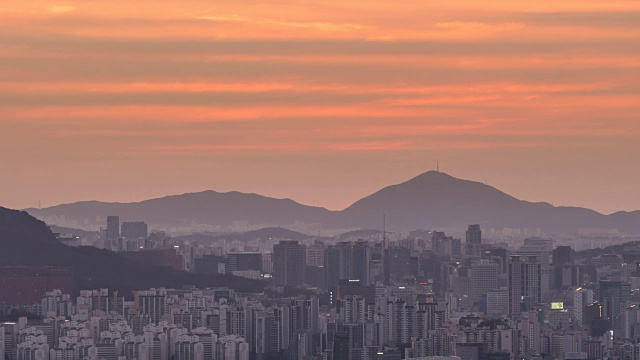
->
[0,0,639,214]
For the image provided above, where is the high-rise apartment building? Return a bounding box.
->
[136,289,167,324]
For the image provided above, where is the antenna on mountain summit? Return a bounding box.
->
[436,161,440,172]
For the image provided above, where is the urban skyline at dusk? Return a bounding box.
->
[1,0,639,213]
[1,3,639,359]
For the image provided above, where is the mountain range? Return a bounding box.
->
[24,171,640,235]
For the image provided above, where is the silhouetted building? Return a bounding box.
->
[599,280,622,321]
[119,249,184,271]
[121,221,148,240]
[332,332,349,360]
[305,265,324,289]
[325,242,371,289]
[554,265,581,290]
[194,255,226,275]
[482,247,508,273]
[386,246,411,284]
[432,231,447,256]
[375,348,401,360]
[553,246,575,266]
[351,241,371,285]
[273,240,306,287]
[146,231,170,249]
[466,225,482,244]
[325,243,351,289]
[508,255,542,314]
[106,216,120,240]
[227,252,262,272]
[335,280,377,305]
[591,318,611,337]
[487,353,510,360]
[456,343,488,360]
[470,260,499,298]
[466,225,482,257]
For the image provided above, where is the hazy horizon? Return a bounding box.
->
[16,170,639,216]
[1,0,639,214]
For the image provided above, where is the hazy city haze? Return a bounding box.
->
[1,0,639,213]
[3,2,640,358]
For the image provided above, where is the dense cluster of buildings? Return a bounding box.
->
[8,216,640,360]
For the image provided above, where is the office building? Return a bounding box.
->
[486,288,508,316]
[508,256,542,314]
[552,246,575,266]
[227,252,262,273]
[470,260,499,298]
[466,225,482,257]
[273,241,306,287]
[386,246,411,284]
[106,216,120,240]
[325,242,371,289]
[599,280,622,321]
[121,221,148,240]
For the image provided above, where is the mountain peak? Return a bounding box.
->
[20,172,640,235]
[411,170,455,181]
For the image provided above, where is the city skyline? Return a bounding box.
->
[1,0,639,213]
[2,1,640,359]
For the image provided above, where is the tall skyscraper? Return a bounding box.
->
[106,216,120,240]
[599,280,622,321]
[552,246,575,266]
[466,224,482,244]
[324,242,371,289]
[431,231,447,256]
[332,332,349,360]
[466,224,482,257]
[508,255,542,314]
[385,246,410,284]
[273,241,306,287]
[351,241,371,285]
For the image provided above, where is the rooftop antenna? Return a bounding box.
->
[383,213,387,250]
